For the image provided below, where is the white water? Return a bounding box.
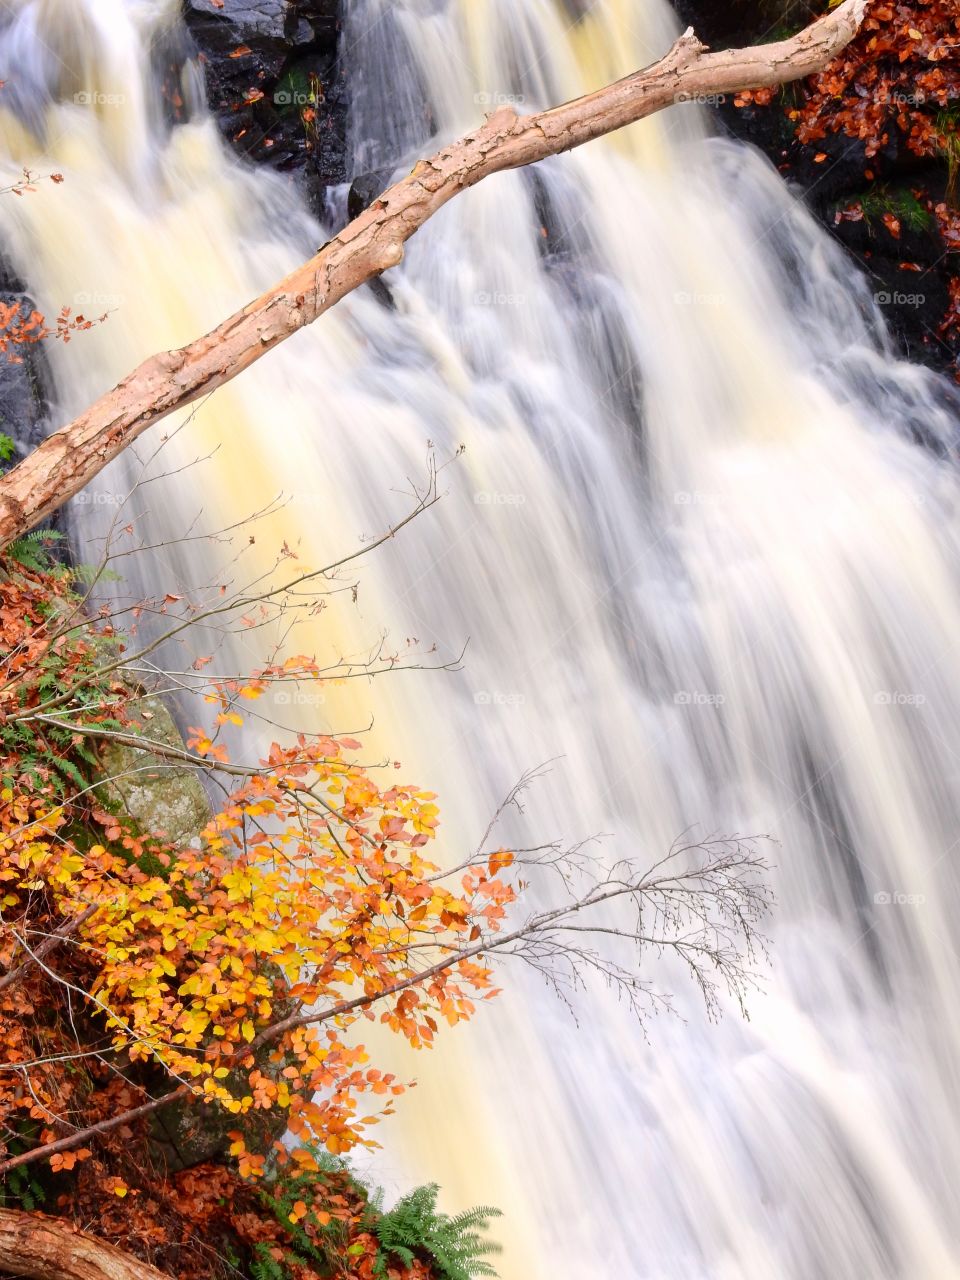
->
[3,1,960,1276]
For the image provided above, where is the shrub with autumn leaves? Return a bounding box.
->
[0,553,515,1276]
[793,0,960,351]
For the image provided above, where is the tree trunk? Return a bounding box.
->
[0,0,868,548]
[0,1209,173,1280]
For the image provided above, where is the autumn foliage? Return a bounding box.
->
[0,299,101,363]
[0,170,105,364]
[0,557,514,1275]
[789,0,960,161]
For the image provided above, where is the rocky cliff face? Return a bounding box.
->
[0,288,47,463]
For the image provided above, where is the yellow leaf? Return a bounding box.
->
[242,1019,255,1043]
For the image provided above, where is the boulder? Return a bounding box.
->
[95,697,212,846]
[674,0,820,50]
[148,1071,288,1173]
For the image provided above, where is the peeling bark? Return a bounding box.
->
[0,0,868,548]
[0,1209,173,1280]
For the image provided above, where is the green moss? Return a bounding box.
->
[835,186,933,234]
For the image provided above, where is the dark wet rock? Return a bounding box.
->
[674,0,820,49]
[346,168,397,307]
[0,302,46,460]
[346,166,394,221]
[149,1069,288,1173]
[822,170,953,369]
[0,262,57,530]
[0,262,49,463]
[727,103,958,373]
[184,0,345,217]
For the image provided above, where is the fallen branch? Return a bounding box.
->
[0,1207,174,1280]
[0,0,868,547]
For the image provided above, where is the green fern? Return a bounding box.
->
[250,1242,287,1280]
[69,560,121,586]
[1,1161,48,1212]
[254,1143,501,1280]
[369,1184,502,1280]
[7,529,65,573]
[257,1148,349,1275]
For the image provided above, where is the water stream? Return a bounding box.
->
[3,1,960,1275]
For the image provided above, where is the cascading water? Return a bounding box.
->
[3,1,960,1276]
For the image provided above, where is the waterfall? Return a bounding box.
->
[3,1,960,1275]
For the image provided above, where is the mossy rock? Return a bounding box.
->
[95,697,211,845]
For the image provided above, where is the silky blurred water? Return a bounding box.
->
[3,0,960,1275]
